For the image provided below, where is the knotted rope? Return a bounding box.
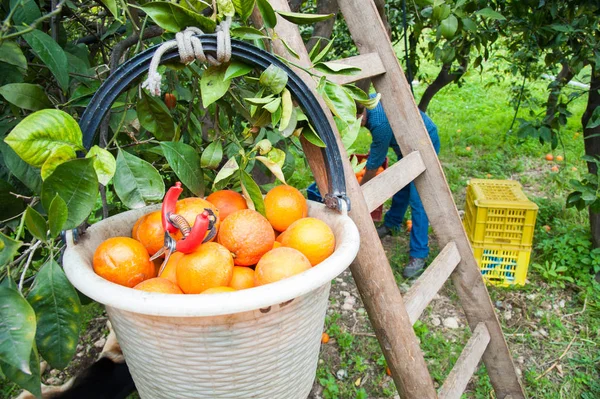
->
[142,17,232,96]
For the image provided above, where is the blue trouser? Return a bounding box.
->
[384,135,441,259]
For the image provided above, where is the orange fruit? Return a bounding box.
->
[406,219,413,232]
[176,242,234,294]
[202,286,236,294]
[543,225,551,232]
[272,241,282,249]
[228,266,255,290]
[174,197,220,241]
[254,247,311,286]
[133,277,183,294]
[321,332,330,344]
[206,190,248,221]
[386,367,392,376]
[275,232,284,243]
[465,146,471,151]
[218,209,275,266]
[376,166,385,175]
[264,185,308,232]
[93,237,156,288]
[545,153,554,161]
[551,165,559,172]
[158,252,184,284]
[556,155,564,162]
[572,167,578,171]
[280,218,335,266]
[132,211,164,257]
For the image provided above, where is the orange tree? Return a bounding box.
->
[0,0,375,394]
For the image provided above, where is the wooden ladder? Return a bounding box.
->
[254,1,526,398]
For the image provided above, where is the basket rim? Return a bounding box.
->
[63,201,360,317]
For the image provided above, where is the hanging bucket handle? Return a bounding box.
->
[79,35,350,212]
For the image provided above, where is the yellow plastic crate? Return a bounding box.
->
[473,243,531,286]
[464,179,538,247]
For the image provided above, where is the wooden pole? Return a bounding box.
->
[337,1,526,397]
[253,2,438,397]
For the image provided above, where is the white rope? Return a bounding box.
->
[141,18,232,96]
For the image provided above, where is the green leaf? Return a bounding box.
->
[24,206,46,242]
[279,37,300,59]
[85,146,116,186]
[135,2,216,32]
[48,194,67,238]
[27,260,81,370]
[217,0,235,17]
[256,0,277,28]
[240,170,265,215]
[475,8,506,21]
[280,107,297,138]
[137,90,175,141]
[461,17,477,31]
[279,88,293,131]
[0,233,22,266]
[321,81,357,123]
[256,148,286,184]
[201,65,231,108]
[263,97,281,113]
[4,109,83,168]
[10,0,41,25]
[231,26,269,40]
[232,0,256,20]
[440,15,458,39]
[275,11,334,25]
[41,145,76,180]
[99,0,119,18]
[41,158,98,230]
[303,124,326,148]
[0,286,36,374]
[214,157,239,185]
[259,65,288,94]
[0,83,51,111]
[23,30,69,91]
[0,41,27,71]
[0,142,42,193]
[201,141,223,169]
[585,106,600,129]
[336,117,361,152]
[245,95,276,105]
[114,150,165,209]
[160,142,204,197]
[224,61,254,80]
[311,39,335,64]
[0,179,24,221]
[313,62,361,75]
[0,345,41,398]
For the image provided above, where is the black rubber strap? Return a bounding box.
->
[80,36,349,211]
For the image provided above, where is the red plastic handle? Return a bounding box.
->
[162,182,183,233]
[176,211,210,253]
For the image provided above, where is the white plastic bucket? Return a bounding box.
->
[63,201,359,399]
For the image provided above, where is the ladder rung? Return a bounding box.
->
[438,323,491,399]
[361,151,426,213]
[404,242,461,325]
[325,53,386,85]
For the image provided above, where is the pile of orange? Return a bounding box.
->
[92,186,336,295]
[355,160,385,183]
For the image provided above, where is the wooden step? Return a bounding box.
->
[438,323,491,399]
[361,151,426,213]
[325,53,386,85]
[404,241,461,325]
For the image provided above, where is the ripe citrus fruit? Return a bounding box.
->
[406,219,413,232]
[264,185,308,232]
[551,165,559,172]
[465,146,471,151]
[280,218,335,266]
[218,209,275,266]
[321,332,330,344]
[176,242,234,294]
[272,241,282,249]
[133,277,183,294]
[255,247,311,286]
[174,197,220,241]
[132,211,164,257]
[158,252,184,284]
[206,190,248,221]
[545,153,554,161]
[556,155,564,162]
[202,286,236,294]
[93,237,156,288]
[229,266,255,290]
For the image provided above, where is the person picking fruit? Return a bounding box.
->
[358,94,440,278]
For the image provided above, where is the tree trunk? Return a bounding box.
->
[288,0,303,12]
[545,62,575,125]
[582,64,600,248]
[306,0,339,52]
[418,61,466,112]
